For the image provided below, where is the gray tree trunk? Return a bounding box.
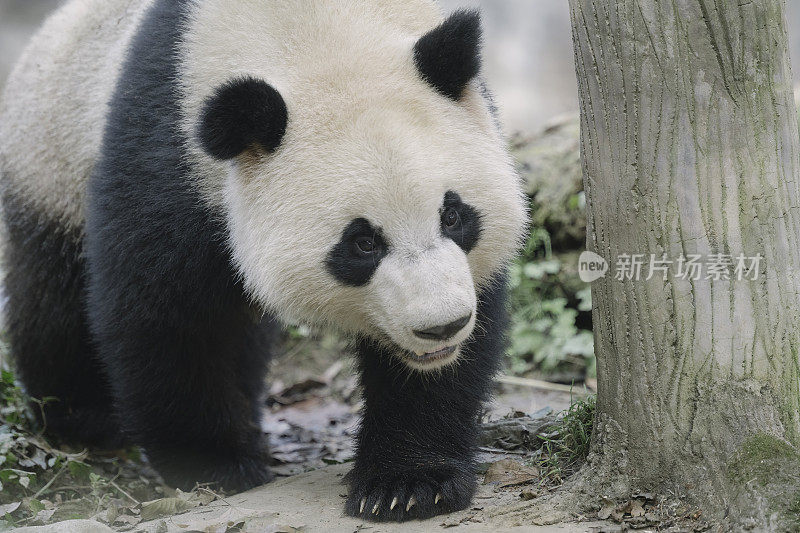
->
[569,0,800,527]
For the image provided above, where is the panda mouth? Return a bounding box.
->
[408,345,458,362]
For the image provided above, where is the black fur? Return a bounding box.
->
[1,195,124,449]
[345,274,508,522]
[84,0,276,492]
[413,10,482,100]
[441,191,482,253]
[325,218,388,286]
[3,0,512,522]
[198,76,288,160]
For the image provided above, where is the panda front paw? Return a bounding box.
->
[344,466,476,522]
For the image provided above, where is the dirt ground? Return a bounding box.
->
[6,338,611,532]
[14,463,611,533]
[15,477,613,533]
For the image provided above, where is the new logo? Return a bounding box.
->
[578,251,608,283]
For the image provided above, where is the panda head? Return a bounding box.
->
[193,9,527,371]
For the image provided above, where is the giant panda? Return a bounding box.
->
[0,0,527,522]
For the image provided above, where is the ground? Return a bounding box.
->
[3,339,605,532]
[41,464,611,533]
[9,385,606,533]
[4,339,708,532]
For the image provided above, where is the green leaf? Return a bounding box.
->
[0,468,29,482]
[67,461,91,482]
[0,370,14,386]
[28,499,45,514]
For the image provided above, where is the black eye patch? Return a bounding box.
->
[441,191,482,252]
[326,218,388,287]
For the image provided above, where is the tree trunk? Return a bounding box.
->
[569,0,800,527]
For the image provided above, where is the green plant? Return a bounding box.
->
[530,394,596,486]
[507,219,594,376]
[0,356,166,528]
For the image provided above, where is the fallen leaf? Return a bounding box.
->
[140,497,193,520]
[598,503,615,520]
[18,449,46,469]
[483,458,538,487]
[33,508,55,523]
[105,505,119,524]
[629,499,645,517]
[0,502,20,515]
[270,378,326,405]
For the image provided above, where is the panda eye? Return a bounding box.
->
[443,207,460,228]
[354,236,377,256]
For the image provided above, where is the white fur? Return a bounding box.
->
[0,0,528,371]
[179,0,528,368]
[0,0,154,231]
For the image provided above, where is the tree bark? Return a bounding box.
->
[569,0,800,527]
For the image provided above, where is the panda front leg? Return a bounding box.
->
[345,279,507,522]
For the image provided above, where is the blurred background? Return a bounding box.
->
[7,0,800,133]
[0,1,576,132]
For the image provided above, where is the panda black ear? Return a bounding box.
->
[413,9,482,101]
[198,76,288,160]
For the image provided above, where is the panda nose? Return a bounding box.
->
[413,313,472,341]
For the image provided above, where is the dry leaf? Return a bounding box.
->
[483,458,538,487]
[598,503,616,520]
[629,499,645,518]
[105,505,119,524]
[140,497,193,520]
[33,508,55,523]
[0,502,21,515]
